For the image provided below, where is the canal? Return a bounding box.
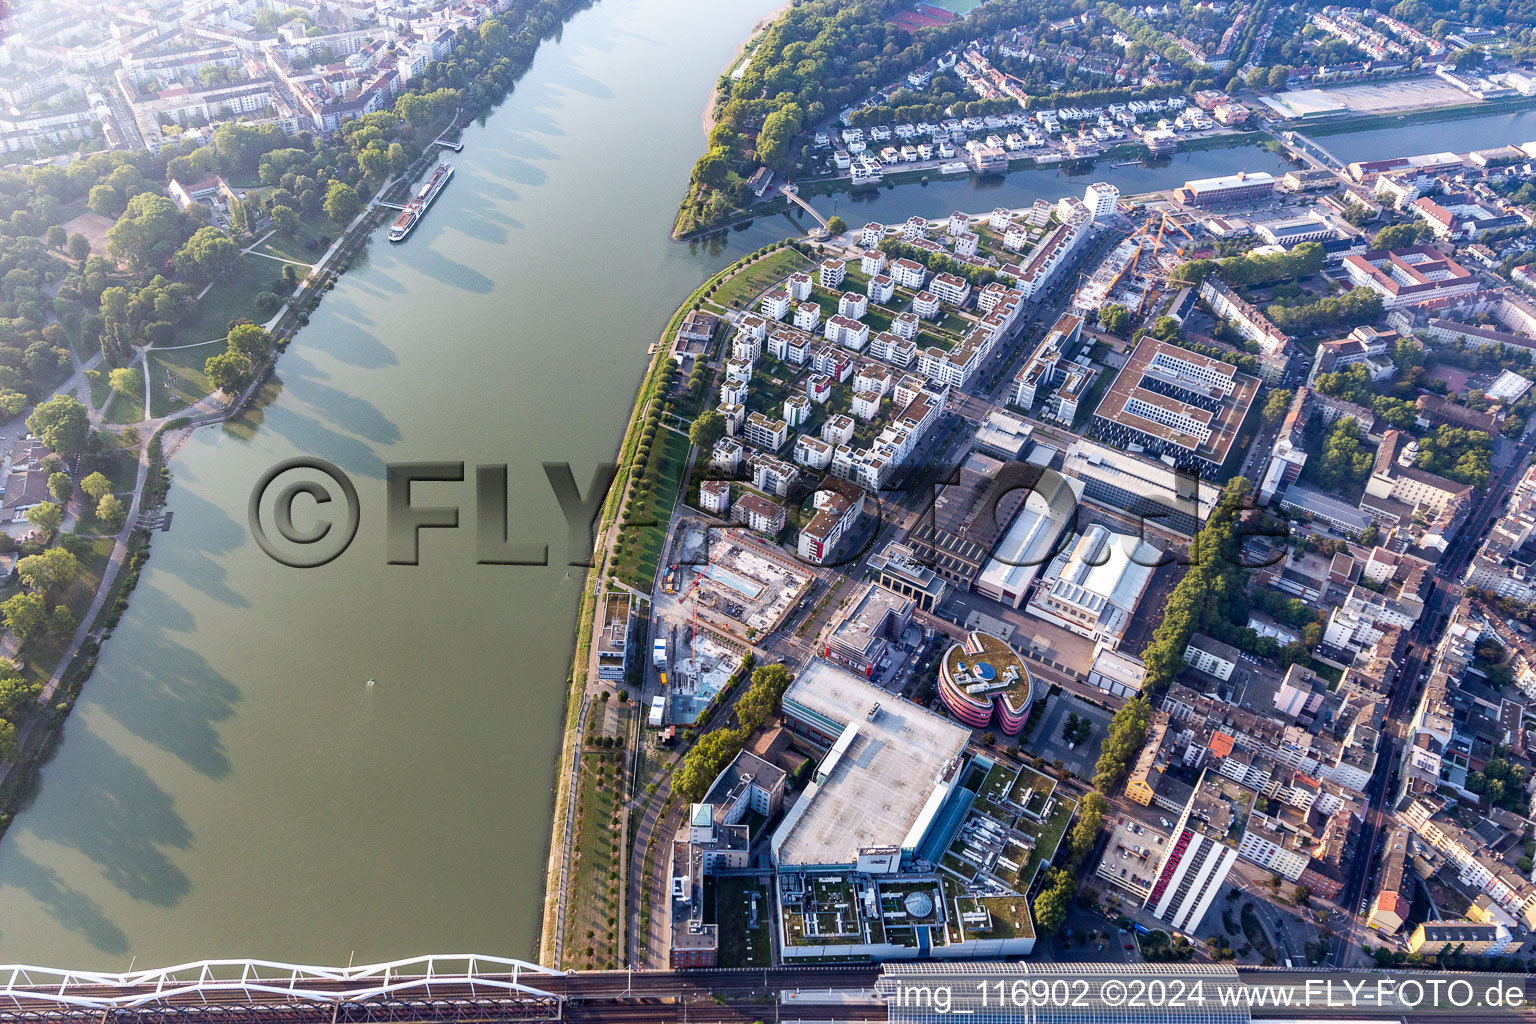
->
[1,5,1533,967]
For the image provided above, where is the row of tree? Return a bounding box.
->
[671,663,794,802]
[1093,479,1251,791]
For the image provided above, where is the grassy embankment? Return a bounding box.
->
[540,240,810,966]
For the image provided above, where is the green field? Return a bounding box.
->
[147,342,222,417]
[174,254,284,345]
[253,221,333,266]
[102,387,145,425]
[710,247,813,311]
[610,425,690,593]
[564,746,625,969]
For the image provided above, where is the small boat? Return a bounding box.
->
[366,678,375,686]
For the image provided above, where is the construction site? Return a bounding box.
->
[651,520,816,723]
[1075,208,1203,320]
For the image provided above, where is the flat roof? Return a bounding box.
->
[827,584,911,660]
[976,471,1078,597]
[1183,170,1275,192]
[1092,337,1258,465]
[1278,484,1373,533]
[775,661,969,869]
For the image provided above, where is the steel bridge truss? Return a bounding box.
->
[0,956,563,1024]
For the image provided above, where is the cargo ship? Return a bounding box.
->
[388,162,454,242]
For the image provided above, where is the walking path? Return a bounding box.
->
[245,250,316,269]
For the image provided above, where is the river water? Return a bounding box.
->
[0,12,1532,966]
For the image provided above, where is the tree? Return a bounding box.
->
[81,471,113,503]
[323,181,362,223]
[96,493,127,530]
[25,502,63,539]
[45,225,66,249]
[1095,695,1152,791]
[173,226,241,281]
[1069,791,1109,867]
[27,394,91,455]
[270,204,299,238]
[1267,65,1290,90]
[17,547,79,604]
[755,103,804,169]
[109,367,144,395]
[205,351,256,393]
[1316,417,1373,490]
[826,215,847,234]
[1415,425,1492,488]
[2,592,47,645]
[48,472,73,504]
[1372,222,1430,250]
[227,322,270,359]
[1262,388,1293,426]
[1032,868,1075,935]
[88,183,124,218]
[479,18,509,47]
[1098,303,1130,335]
[107,193,194,275]
[0,661,40,719]
[67,232,91,261]
[689,409,726,451]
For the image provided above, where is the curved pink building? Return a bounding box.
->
[938,631,1036,736]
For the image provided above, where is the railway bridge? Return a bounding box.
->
[0,957,565,1024]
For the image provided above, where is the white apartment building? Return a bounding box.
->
[890,258,927,290]
[819,258,847,290]
[868,274,895,304]
[743,412,788,451]
[793,434,833,471]
[1083,181,1120,222]
[838,292,869,319]
[824,315,869,350]
[760,290,790,320]
[793,302,822,333]
[931,273,971,306]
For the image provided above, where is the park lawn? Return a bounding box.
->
[255,221,333,265]
[710,247,812,311]
[102,387,145,425]
[564,746,625,970]
[610,426,689,594]
[15,535,117,686]
[174,254,284,345]
[147,342,221,418]
[87,373,112,411]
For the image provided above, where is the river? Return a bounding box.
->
[0,0,792,969]
[1,4,1533,968]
